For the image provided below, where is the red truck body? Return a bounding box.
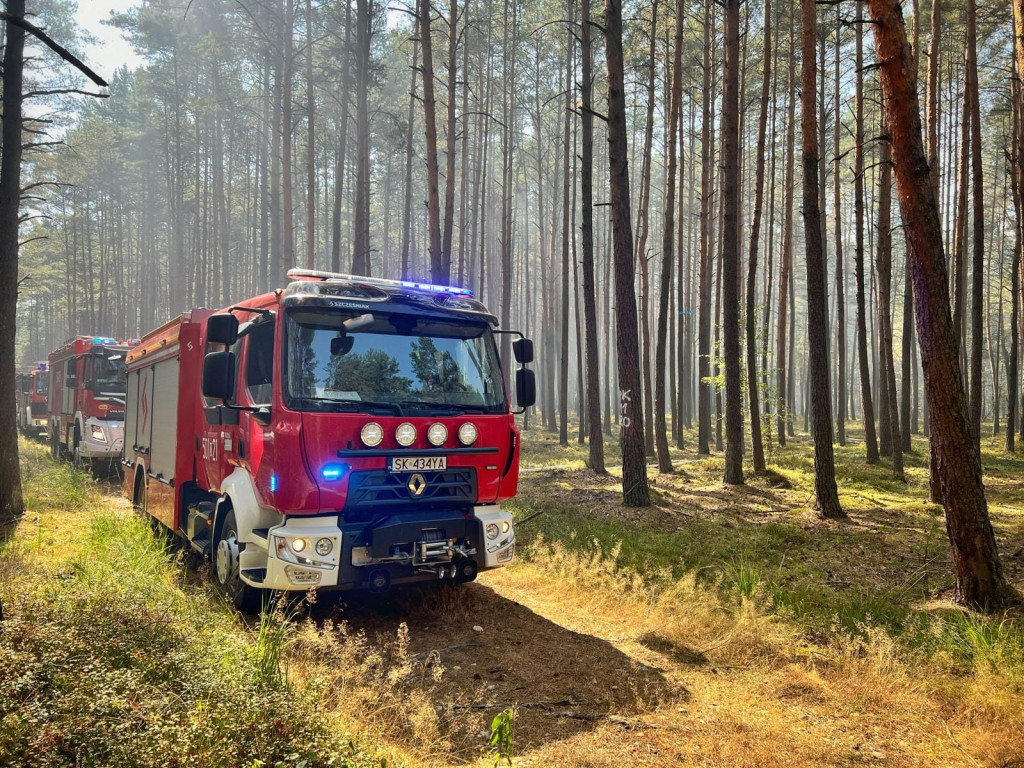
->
[48,336,138,466]
[122,270,532,604]
[16,362,49,436]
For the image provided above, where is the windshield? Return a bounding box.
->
[284,309,505,414]
[35,373,48,396]
[91,353,127,392]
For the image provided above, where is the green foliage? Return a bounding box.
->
[487,707,516,767]
[0,444,382,768]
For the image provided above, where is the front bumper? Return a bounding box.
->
[243,506,516,592]
[79,418,124,458]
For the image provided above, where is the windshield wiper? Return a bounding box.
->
[298,397,403,415]
[397,400,490,413]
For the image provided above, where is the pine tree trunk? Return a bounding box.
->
[559,4,574,447]
[855,2,880,463]
[966,0,984,448]
[1008,8,1024,452]
[606,0,651,506]
[801,0,843,517]
[0,0,26,530]
[868,0,1013,610]
[876,115,904,478]
[305,0,316,270]
[440,0,458,284]
[777,10,795,447]
[421,0,444,282]
[833,11,847,447]
[697,0,714,455]
[282,0,296,272]
[352,0,372,274]
[722,0,744,485]
[400,20,419,280]
[655,0,684,474]
[744,0,770,474]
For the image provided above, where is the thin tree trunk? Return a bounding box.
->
[1008,16,1023,452]
[966,0,984,447]
[581,0,605,473]
[352,0,372,274]
[400,20,419,280]
[777,10,795,447]
[559,3,574,446]
[420,0,443,282]
[744,0,770,474]
[722,0,743,484]
[441,0,459,283]
[304,0,316,269]
[282,0,296,272]
[801,0,843,517]
[656,0,684,474]
[833,9,847,447]
[606,0,651,506]
[697,0,714,455]
[855,0,880,463]
[876,114,904,477]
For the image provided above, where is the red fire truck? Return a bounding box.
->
[48,336,138,469]
[17,362,49,437]
[122,269,535,609]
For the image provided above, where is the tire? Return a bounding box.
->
[214,508,264,613]
[72,436,90,472]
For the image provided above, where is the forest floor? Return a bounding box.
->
[2,428,1023,767]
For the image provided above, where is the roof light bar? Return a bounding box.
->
[286,268,473,296]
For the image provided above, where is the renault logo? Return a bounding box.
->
[408,473,427,497]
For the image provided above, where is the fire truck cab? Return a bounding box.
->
[48,336,137,468]
[123,270,535,609]
[17,362,49,437]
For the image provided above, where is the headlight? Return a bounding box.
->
[427,422,448,446]
[395,422,417,447]
[485,523,499,540]
[458,422,478,446]
[291,537,308,553]
[90,425,107,443]
[360,422,384,447]
[315,537,333,556]
[502,520,511,534]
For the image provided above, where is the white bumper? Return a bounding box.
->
[242,515,343,591]
[474,505,516,569]
[80,418,124,458]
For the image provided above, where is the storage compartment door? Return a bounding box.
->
[149,358,179,484]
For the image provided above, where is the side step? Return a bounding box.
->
[187,501,215,556]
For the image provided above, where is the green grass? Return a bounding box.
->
[513,422,1024,678]
[0,440,384,768]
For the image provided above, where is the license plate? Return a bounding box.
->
[389,455,447,472]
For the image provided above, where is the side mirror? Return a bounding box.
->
[19,379,30,394]
[202,351,236,402]
[512,338,534,364]
[207,313,239,346]
[515,368,536,409]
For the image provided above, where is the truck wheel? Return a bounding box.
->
[214,509,263,613]
[72,437,90,472]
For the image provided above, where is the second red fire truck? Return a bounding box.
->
[48,336,138,469]
[122,270,535,609]
[16,362,49,437]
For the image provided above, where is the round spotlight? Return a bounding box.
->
[427,422,448,446]
[458,422,478,446]
[360,422,384,447]
[291,537,308,553]
[395,422,417,447]
[485,523,499,540]
[315,537,333,556]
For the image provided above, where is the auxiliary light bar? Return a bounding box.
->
[286,268,474,297]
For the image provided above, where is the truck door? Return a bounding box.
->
[236,319,275,504]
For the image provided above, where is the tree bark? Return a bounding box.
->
[352,0,372,275]
[304,0,316,270]
[697,0,714,455]
[966,0,984,448]
[744,0,770,474]
[855,0,880,463]
[441,0,459,283]
[0,0,26,530]
[420,0,443,283]
[581,0,605,473]
[722,0,743,485]
[868,0,1013,610]
[777,9,796,447]
[876,114,904,478]
[1009,5,1024,453]
[801,0,843,517]
[656,0,684,474]
[559,2,574,447]
[400,20,419,280]
[282,0,296,272]
[606,0,651,506]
